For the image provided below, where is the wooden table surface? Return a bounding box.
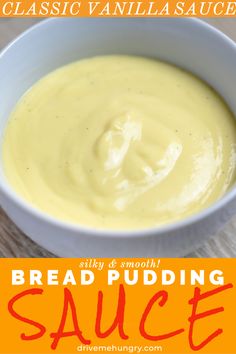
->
[1,18,236,258]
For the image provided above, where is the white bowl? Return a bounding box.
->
[1,18,236,257]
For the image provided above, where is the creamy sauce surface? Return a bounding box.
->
[3,55,236,229]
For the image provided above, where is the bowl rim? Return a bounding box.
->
[1,17,236,239]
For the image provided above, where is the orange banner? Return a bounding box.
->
[0,258,234,353]
[0,0,236,17]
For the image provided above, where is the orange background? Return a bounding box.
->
[0,258,235,353]
[0,0,236,17]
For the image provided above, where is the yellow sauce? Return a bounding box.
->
[3,55,236,229]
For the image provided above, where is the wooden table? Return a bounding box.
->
[1,18,236,258]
